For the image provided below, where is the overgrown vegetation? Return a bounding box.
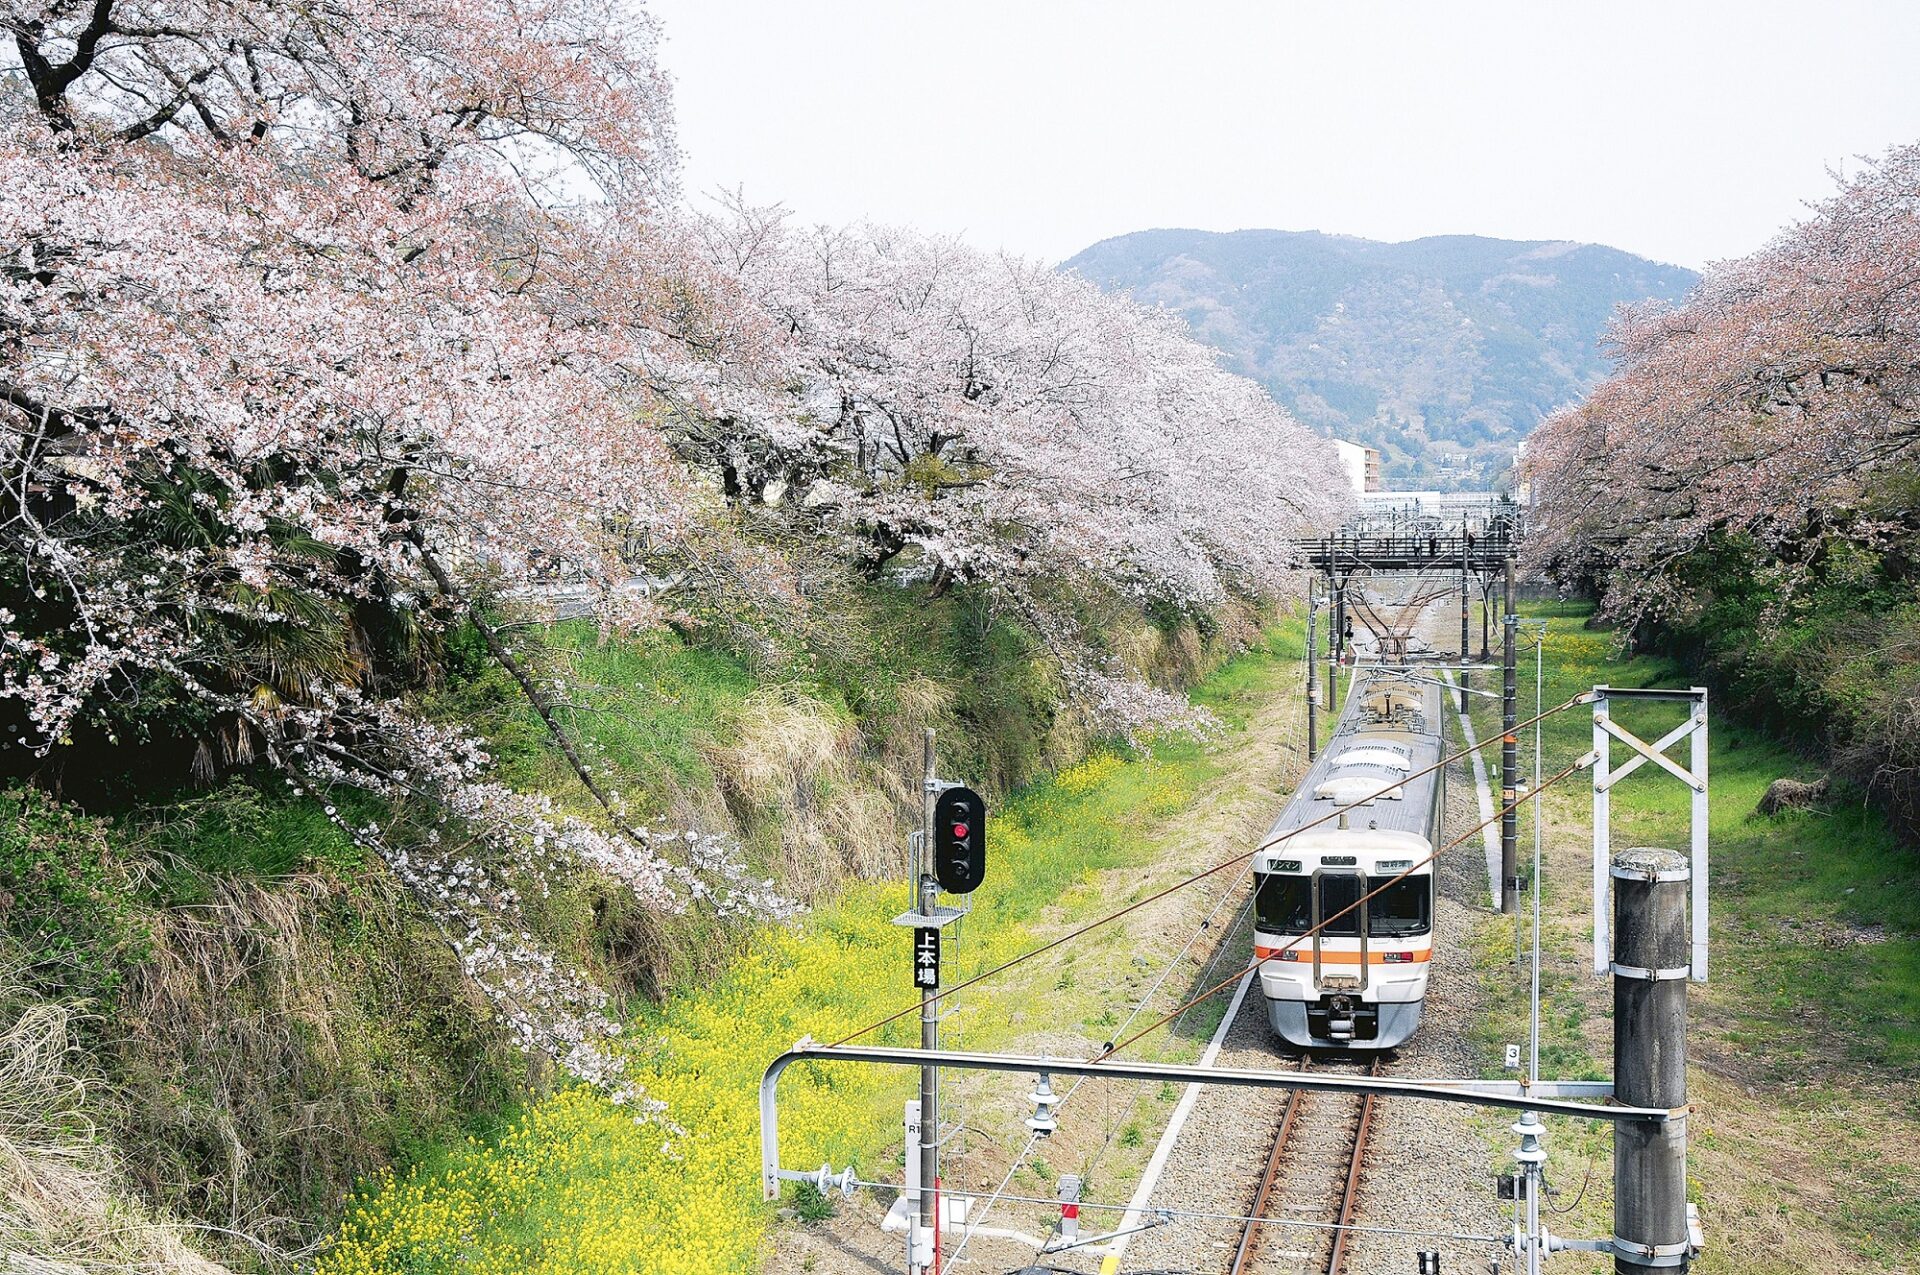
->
[1650,512,1920,839]
[314,625,1297,1274]
[1465,602,1920,1272]
[0,993,230,1275]
[1525,142,1920,844]
[0,580,1267,1270]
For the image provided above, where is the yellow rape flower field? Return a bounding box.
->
[318,632,1296,1275]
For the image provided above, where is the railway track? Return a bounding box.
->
[1227,1055,1385,1275]
[1344,579,1452,663]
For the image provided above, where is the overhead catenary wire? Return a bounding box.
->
[943,867,1257,1267]
[945,599,1545,1267]
[825,690,1590,1051]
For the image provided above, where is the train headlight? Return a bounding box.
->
[1382,951,1414,963]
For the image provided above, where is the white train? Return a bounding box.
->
[1254,668,1447,1050]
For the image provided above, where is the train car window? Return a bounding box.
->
[1317,873,1363,936]
[1367,875,1432,937]
[1255,873,1312,933]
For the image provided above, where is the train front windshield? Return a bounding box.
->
[1256,873,1312,933]
[1366,875,1431,936]
[1256,872,1431,937]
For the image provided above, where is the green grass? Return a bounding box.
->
[1508,602,1920,1077]
[317,624,1303,1274]
[441,622,764,821]
[436,582,1086,847]
[1464,600,1920,1267]
[129,783,367,895]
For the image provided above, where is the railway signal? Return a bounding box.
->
[933,785,986,894]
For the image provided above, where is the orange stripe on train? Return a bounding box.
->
[1253,946,1431,964]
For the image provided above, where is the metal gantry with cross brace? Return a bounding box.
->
[1586,685,1710,983]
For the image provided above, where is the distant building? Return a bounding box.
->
[1512,437,1534,507]
[1431,450,1480,485]
[1351,490,1521,537]
[1331,439,1382,494]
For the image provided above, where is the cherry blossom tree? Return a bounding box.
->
[0,0,766,1097]
[669,203,1350,725]
[2,0,1351,1097]
[1525,142,1920,626]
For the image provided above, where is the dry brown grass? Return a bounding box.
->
[0,991,232,1275]
[713,688,898,885]
[108,874,514,1263]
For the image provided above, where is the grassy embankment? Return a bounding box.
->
[308,608,1305,1274]
[0,579,1276,1271]
[1464,600,1920,1273]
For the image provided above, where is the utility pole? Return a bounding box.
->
[1326,574,1342,721]
[915,730,939,1273]
[1305,575,1319,760]
[1459,524,1471,714]
[1480,574,1491,661]
[1611,847,1692,1273]
[1501,558,1519,915]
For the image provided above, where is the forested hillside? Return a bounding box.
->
[1527,142,1920,835]
[0,4,1347,1270]
[1065,229,1697,487]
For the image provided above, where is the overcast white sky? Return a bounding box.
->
[649,1,1920,270]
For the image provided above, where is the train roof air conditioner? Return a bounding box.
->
[1315,776,1403,803]
[1332,746,1412,771]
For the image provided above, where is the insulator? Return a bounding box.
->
[1025,1072,1058,1136]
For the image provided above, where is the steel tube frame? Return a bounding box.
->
[1589,687,1710,982]
[760,1045,1670,1198]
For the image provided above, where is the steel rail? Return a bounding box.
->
[826,1173,1507,1242]
[1228,1058,1310,1275]
[1325,1057,1383,1274]
[1224,1054,1385,1275]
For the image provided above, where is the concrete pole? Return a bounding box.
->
[1480,575,1491,660]
[1326,576,1341,721]
[916,730,939,1273]
[1500,559,1519,915]
[1459,527,1471,714]
[1611,847,1691,1273]
[1306,575,1319,761]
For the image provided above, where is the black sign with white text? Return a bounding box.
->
[913,926,940,989]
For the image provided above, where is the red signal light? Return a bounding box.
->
[933,786,986,895]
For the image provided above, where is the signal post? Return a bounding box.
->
[1501,557,1519,914]
[897,729,986,1275]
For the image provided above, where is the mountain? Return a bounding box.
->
[1062,229,1698,489]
